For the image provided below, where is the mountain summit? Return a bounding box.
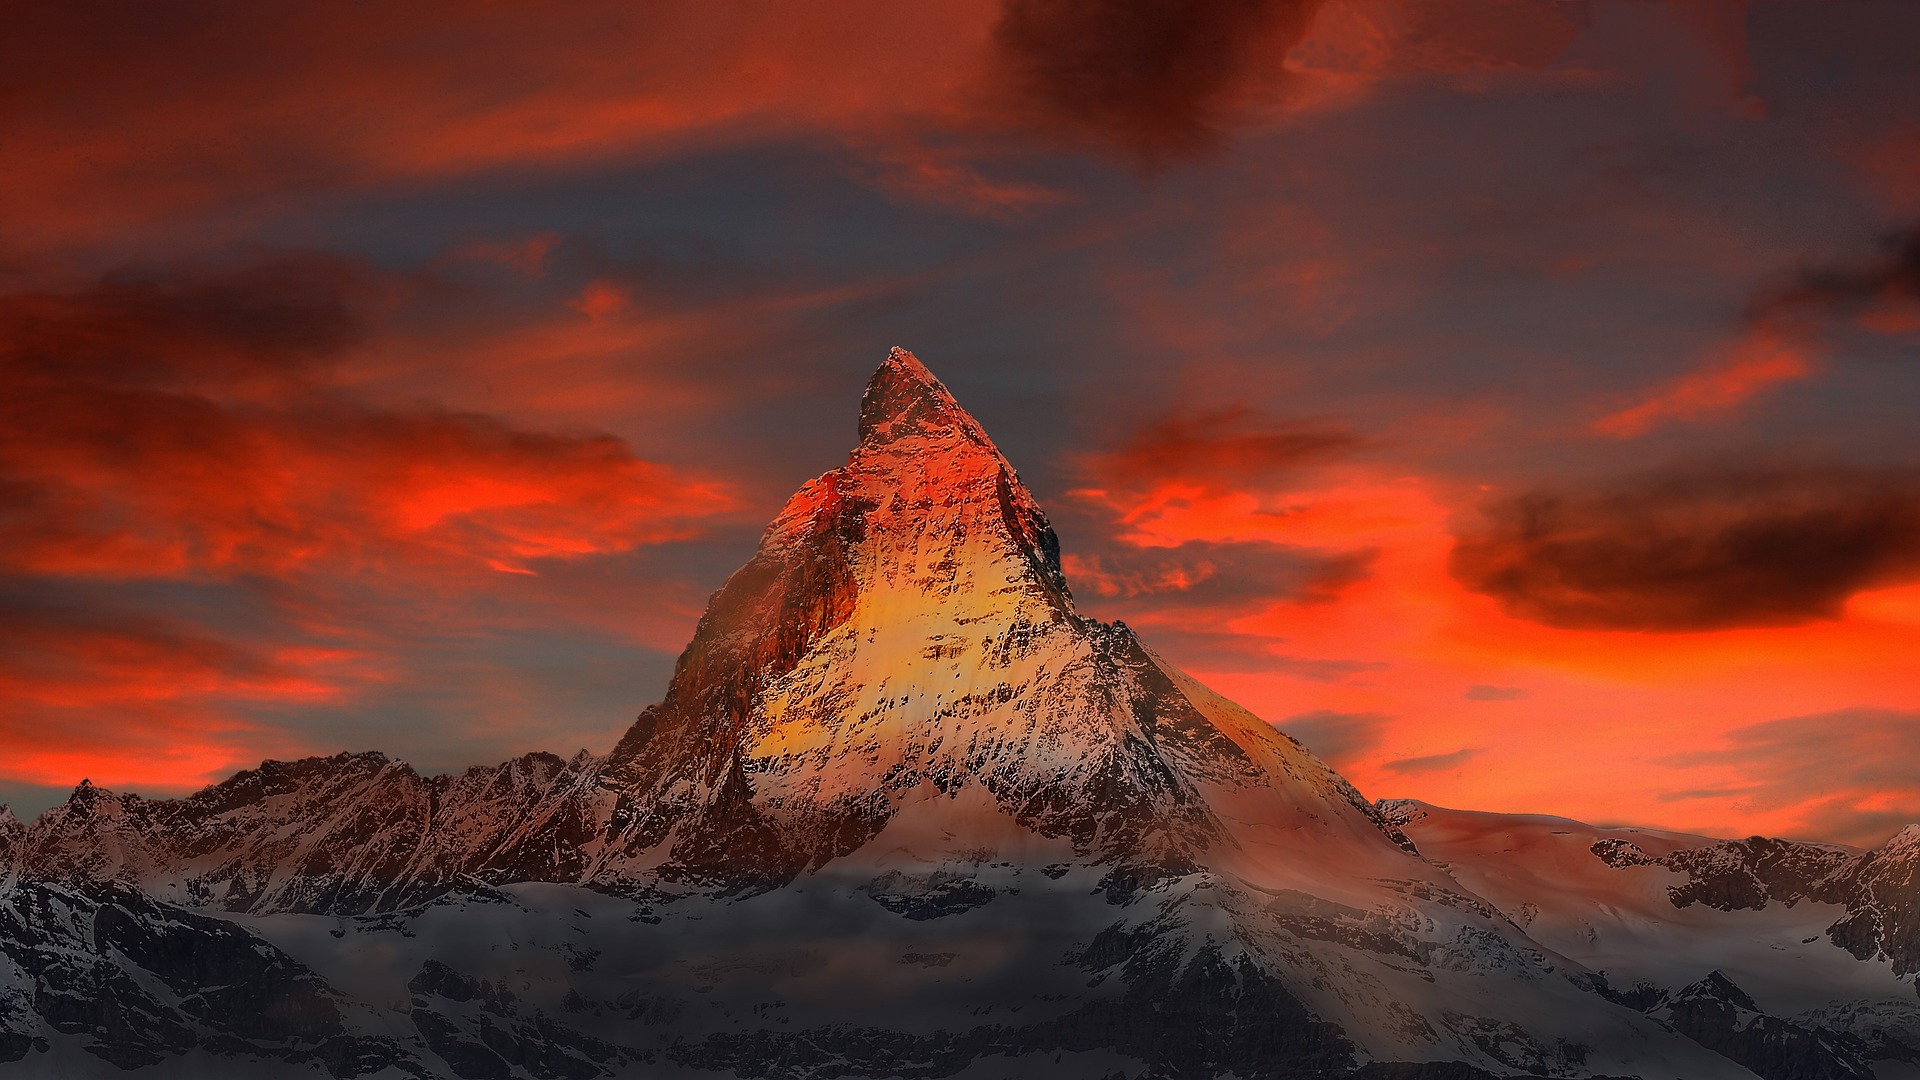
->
[596,347,1411,892]
[857,347,1006,449]
[4,349,1917,1079]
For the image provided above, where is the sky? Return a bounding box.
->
[2,0,1917,846]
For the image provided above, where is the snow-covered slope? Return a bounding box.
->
[1385,799,1920,1079]
[2,348,1916,1079]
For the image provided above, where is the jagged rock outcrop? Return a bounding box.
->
[1654,972,1875,1080]
[18,751,606,914]
[0,804,21,874]
[1827,825,1920,976]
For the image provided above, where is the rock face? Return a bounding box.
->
[1826,826,1920,976]
[0,348,1916,1079]
[1652,972,1875,1080]
[17,751,606,914]
[0,805,21,873]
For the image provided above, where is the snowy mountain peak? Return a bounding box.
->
[0,804,20,865]
[1884,823,1920,853]
[857,346,988,449]
[589,349,1429,892]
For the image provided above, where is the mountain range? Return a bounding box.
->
[2,349,1916,1079]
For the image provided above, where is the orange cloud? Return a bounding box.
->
[0,0,1671,254]
[0,1,1001,250]
[1593,334,1811,437]
[1659,708,1920,847]
[851,138,1068,218]
[0,256,733,581]
[0,254,748,799]
[1060,405,1920,844]
[0,604,375,795]
[569,281,630,324]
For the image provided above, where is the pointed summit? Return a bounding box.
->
[857,347,990,448]
[596,346,1415,892]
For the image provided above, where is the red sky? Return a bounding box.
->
[3,0,1918,845]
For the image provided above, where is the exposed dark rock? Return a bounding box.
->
[1823,827,1920,975]
[1589,838,1657,869]
[413,1008,513,1079]
[867,870,998,920]
[1665,838,1854,912]
[1655,971,1877,1080]
[0,877,425,1075]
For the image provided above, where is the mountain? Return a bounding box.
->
[1,348,1916,1079]
[1383,800,1920,1080]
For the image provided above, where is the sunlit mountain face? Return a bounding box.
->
[3,2,1920,1077]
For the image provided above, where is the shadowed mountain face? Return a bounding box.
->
[1,350,1917,1079]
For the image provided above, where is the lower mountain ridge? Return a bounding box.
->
[1,350,1914,1080]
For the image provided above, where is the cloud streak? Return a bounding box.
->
[1662,709,1920,846]
[1593,335,1811,437]
[1381,747,1481,776]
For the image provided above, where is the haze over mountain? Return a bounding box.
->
[2,351,1917,1079]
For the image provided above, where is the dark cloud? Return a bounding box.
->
[1749,224,1920,335]
[1450,462,1920,631]
[1465,684,1529,701]
[1,257,373,389]
[990,0,1325,165]
[1279,709,1389,768]
[1381,747,1481,776]
[1660,708,1920,847]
